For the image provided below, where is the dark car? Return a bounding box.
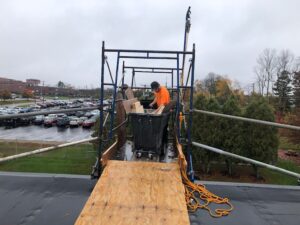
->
[75,111,85,117]
[19,107,34,113]
[3,118,20,128]
[34,115,45,125]
[56,116,70,127]
[18,117,34,126]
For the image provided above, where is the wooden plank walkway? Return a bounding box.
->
[75,160,190,225]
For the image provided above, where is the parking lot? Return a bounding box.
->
[0,99,99,142]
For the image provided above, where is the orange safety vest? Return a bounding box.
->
[155,86,170,107]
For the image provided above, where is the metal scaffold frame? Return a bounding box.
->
[94,41,196,179]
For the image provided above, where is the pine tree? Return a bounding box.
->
[242,98,278,178]
[273,70,293,112]
[192,96,222,174]
[293,72,300,108]
[221,96,242,176]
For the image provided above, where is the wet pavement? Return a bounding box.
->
[0,125,93,142]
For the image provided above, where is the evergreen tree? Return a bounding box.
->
[192,96,222,173]
[242,98,278,178]
[221,96,242,176]
[273,70,293,112]
[57,81,65,88]
[293,72,300,108]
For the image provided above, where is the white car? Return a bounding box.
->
[70,118,80,127]
[91,110,100,116]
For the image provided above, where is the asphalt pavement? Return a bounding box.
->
[0,125,93,142]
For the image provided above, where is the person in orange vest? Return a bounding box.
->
[149,81,170,108]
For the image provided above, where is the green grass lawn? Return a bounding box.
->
[195,159,300,186]
[0,100,32,106]
[261,160,300,185]
[279,136,300,151]
[0,143,97,175]
[0,141,53,158]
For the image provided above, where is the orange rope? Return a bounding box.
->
[180,168,233,217]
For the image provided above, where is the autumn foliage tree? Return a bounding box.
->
[0,90,11,100]
[22,89,34,99]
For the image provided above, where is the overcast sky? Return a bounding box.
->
[0,0,299,89]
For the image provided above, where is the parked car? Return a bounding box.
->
[69,117,80,127]
[44,117,56,127]
[34,115,45,125]
[91,110,100,116]
[56,116,70,127]
[19,108,31,113]
[19,117,34,126]
[82,117,96,128]
[84,112,93,118]
[47,114,58,123]
[37,103,47,108]
[3,118,20,128]
[79,117,88,125]
[75,111,85,117]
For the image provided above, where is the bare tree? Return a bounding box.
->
[254,48,277,98]
[254,66,266,95]
[293,56,300,72]
[276,49,294,78]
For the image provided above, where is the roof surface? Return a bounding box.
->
[0,172,299,225]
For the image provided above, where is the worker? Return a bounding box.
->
[149,81,170,108]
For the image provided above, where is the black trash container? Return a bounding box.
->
[130,113,169,155]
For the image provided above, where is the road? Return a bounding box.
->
[0,125,93,142]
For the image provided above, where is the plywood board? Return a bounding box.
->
[152,105,165,114]
[100,140,118,167]
[132,101,144,113]
[75,160,190,225]
[122,98,138,114]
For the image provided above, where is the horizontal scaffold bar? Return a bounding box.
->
[124,66,182,71]
[105,48,193,54]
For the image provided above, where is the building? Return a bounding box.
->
[0,77,26,94]
[26,79,41,87]
[0,76,96,97]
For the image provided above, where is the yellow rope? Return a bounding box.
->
[180,167,234,217]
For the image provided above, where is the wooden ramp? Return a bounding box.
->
[75,160,190,225]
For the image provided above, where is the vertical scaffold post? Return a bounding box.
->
[171,70,174,99]
[176,53,180,140]
[131,69,135,88]
[187,43,195,181]
[98,41,105,175]
[122,61,125,88]
[109,51,120,139]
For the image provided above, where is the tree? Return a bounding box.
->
[273,70,293,112]
[0,90,11,100]
[215,78,232,104]
[254,48,277,98]
[22,90,34,99]
[221,96,242,176]
[57,81,65,88]
[293,71,300,108]
[276,50,294,78]
[192,96,222,173]
[242,98,278,178]
[203,72,221,96]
